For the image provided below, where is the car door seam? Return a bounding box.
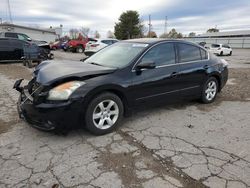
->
[135,85,200,101]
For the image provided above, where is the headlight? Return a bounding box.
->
[47,81,85,101]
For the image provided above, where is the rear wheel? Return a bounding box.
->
[85,92,124,135]
[229,51,232,56]
[220,51,223,56]
[201,77,218,103]
[27,60,33,68]
[76,46,84,53]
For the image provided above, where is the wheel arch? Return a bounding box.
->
[208,73,222,92]
[83,85,130,117]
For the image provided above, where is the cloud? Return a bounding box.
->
[1,0,250,37]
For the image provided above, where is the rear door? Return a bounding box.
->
[0,39,11,61]
[176,42,209,97]
[222,44,230,55]
[8,39,24,60]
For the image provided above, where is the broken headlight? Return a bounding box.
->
[47,81,85,101]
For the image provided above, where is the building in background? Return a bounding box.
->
[185,30,250,48]
[0,23,62,43]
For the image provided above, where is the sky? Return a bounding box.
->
[1,0,250,37]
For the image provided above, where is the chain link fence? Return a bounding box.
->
[185,37,250,48]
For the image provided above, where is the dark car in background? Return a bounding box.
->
[0,32,53,62]
[14,39,228,135]
[0,38,40,65]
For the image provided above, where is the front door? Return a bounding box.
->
[131,42,182,105]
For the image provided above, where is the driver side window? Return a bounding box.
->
[140,43,176,66]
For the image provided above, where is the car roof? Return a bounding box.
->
[124,38,203,47]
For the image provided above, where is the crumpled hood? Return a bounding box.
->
[34,60,116,85]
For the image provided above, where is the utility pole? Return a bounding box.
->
[164,16,168,34]
[7,0,13,23]
[148,15,152,37]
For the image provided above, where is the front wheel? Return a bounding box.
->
[85,92,124,135]
[201,77,218,103]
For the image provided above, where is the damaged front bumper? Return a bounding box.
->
[14,79,82,131]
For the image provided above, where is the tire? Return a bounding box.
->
[220,51,223,56]
[85,92,124,135]
[229,51,232,56]
[201,77,218,104]
[22,61,26,66]
[27,60,33,68]
[76,46,84,53]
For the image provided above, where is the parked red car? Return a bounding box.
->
[67,39,88,53]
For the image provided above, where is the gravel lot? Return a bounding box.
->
[0,49,250,188]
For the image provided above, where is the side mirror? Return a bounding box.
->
[136,61,156,70]
[27,37,32,42]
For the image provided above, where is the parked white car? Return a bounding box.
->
[85,39,118,56]
[208,44,232,56]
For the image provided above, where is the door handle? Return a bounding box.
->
[203,65,209,69]
[170,72,178,78]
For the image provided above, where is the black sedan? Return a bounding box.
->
[0,38,38,63]
[14,39,228,135]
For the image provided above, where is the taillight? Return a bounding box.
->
[91,44,100,47]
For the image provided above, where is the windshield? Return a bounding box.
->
[85,42,148,68]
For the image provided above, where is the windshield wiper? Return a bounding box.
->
[88,62,104,66]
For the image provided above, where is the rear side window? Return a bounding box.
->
[200,49,208,60]
[222,44,230,48]
[141,43,176,66]
[178,43,201,63]
[211,44,220,48]
[5,32,18,38]
[101,40,113,45]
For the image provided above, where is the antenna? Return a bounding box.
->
[7,0,13,23]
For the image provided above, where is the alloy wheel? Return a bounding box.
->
[92,100,119,130]
[205,80,217,101]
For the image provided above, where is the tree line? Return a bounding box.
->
[67,10,220,40]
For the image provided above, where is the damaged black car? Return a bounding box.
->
[14,39,228,135]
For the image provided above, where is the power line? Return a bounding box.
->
[148,14,152,37]
[7,0,13,23]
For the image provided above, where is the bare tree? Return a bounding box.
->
[107,30,115,38]
[207,28,219,33]
[188,32,196,37]
[94,31,101,38]
[159,28,183,39]
[80,27,90,37]
[69,28,79,39]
